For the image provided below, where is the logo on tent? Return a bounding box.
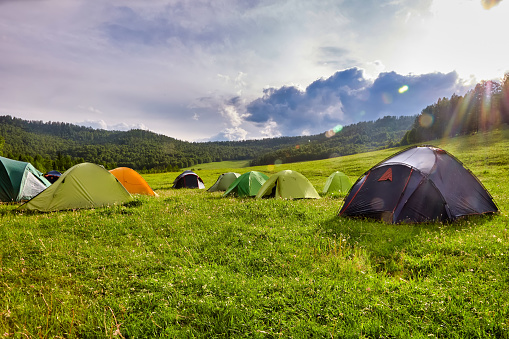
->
[378,168,393,182]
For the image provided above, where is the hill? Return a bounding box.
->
[0,114,414,172]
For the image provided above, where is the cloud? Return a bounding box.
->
[245,68,468,136]
[260,119,282,139]
[78,119,147,131]
[1,0,504,142]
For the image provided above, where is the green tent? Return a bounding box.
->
[256,170,320,199]
[21,162,132,211]
[208,172,240,192]
[0,156,51,202]
[322,171,352,195]
[223,171,269,197]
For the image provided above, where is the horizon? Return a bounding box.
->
[0,113,417,144]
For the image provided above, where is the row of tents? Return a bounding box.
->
[0,145,499,223]
[168,146,499,223]
[175,169,352,198]
[0,157,157,211]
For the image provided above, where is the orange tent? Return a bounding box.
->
[109,167,156,196]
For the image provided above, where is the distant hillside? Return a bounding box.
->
[0,114,414,172]
[249,115,414,166]
[402,78,509,145]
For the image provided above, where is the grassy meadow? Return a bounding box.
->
[1,130,509,338]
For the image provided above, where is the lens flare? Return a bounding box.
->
[333,124,343,133]
[382,93,392,104]
[274,159,283,166]
[325,124,344,138]
[398,85,409,93]
[419,113,434,128]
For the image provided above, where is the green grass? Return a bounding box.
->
[1,130,509,338]
[184,160,251,171]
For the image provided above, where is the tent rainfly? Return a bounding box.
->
[172,170,205,189]
[339,146,498,223]
[21,163,132,211]
[223,171,269,197]
[256,170,320,199]
[110,167,157,196]
[322,171,352,195]
[208,172,240,192]
[0,156,51,202]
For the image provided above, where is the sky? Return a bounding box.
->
[0,0,507,142]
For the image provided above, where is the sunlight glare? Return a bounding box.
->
[398,85,409,94]
[419,113,434,128]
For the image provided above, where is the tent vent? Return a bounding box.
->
[378,168,393,182]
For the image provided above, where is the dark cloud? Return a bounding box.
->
[245,68,466,136]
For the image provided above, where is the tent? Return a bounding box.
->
[0,156,51,202]
[208,172,240,192]
[339,146,498,223]
[223,171,269,197]
[21,162,132,211]
[109,167,156,196]
[323,171,352,195]
[255,170,320,199]
[44,170,62,184]
[172,170,205,189]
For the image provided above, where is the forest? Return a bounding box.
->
[402,75,509,145]
[0,115,413,173]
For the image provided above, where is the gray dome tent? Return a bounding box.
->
[339,146,498,223]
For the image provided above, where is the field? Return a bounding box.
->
[1,130,509,338]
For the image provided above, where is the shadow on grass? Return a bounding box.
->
[319,213,498,277]
[123,200,144,208]
[3,199,145,216]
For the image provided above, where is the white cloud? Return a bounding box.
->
[78,119,147,131]
[222,126,248,141]
[260,119,282,139]
[219,103,248,128]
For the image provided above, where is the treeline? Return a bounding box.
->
[402,75,509,144]
[249,116,415,166]
[0,116,322,173]
[0,114,415,173]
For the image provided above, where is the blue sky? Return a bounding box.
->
[0,0,507,141]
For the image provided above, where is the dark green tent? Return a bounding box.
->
[0,156,50,202]
[223,171,269,197]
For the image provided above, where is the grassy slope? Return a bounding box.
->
[1,130,508,338]
[183,160,252,171]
